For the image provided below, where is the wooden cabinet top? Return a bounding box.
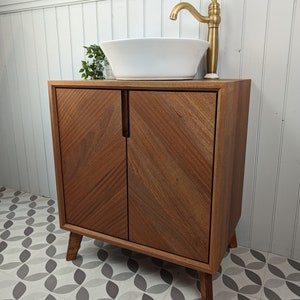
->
[48,79,250,91]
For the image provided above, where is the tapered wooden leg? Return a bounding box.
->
[199,272,213,300]
[66,232,83,261]
[228,230,238,249]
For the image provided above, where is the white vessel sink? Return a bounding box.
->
[100,38,209,80]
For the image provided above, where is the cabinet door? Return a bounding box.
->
[55,88,127,239]
[128,91,216,262]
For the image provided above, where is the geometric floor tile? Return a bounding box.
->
[1,186,300,300]
[213,247,267,300]
[262,254,300,300]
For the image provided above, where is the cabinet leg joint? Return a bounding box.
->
[66,232,83,261]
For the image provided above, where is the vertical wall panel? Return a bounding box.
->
[5,14,31,192]
[179,0,201,39]
[218,0,244,78]
[11,12,41,194]
[251,0,295,252]
[198,0,210,47]
[236,0,269,247]
[69,4,84,79]
[44,8,61,79]
[56,6,73,79]
[271,0,300,260]
[32,9,56,197]
[162,0,179,37]
[82,2,98,45]
[97,0,112,41]
[21,10,50,195]
[0,71,12,185]
[111,0,127,39]
[144,0,161,37]
[0,18,19,188]
[0,68,11,185]
[127,0,144,38]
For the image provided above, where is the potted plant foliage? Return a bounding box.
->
[79,44,113,79]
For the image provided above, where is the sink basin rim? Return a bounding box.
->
[100,38,210,80]
[101,37,209,43]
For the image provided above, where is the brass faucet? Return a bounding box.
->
[170,1,221,79]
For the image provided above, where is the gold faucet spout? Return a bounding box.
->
[170,1,221,79]
[169,2,210,24]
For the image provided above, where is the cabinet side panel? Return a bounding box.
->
[228,81,251,240]
[210,81,251,272]
[128,91,216,263]
[55,88,128,239]
[49,84,66,228]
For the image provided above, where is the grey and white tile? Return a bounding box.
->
[262,254,300,300]
[213,247,267,300]
[1,186,300,300]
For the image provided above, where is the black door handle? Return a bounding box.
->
[121,90,130,138]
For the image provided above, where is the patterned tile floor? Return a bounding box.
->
[1,186,300,300]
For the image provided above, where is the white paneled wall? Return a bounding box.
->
[0,0,300,260]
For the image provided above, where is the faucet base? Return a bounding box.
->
[204,73,219,79]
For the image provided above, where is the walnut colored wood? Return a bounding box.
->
[128,91,216,262]
[49,79,251,299]
[66,232,83,261]
[54,88,128,239]
[209,80,251,273]
[228,80,251,242]
[199,272,213,300]
[229,231,238,248]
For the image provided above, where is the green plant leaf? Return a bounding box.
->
[79,44,107,79]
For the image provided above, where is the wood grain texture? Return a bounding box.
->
[66,232,83,261]
[128,91,216,263]
[63,223,212,273]
[209,80,251,272]
[199,272,213,300]
[54,88,128,239]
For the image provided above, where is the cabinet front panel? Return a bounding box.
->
[56,88,128,239]
[128,91,216,263]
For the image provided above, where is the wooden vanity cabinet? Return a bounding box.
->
[49,80,250,300]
